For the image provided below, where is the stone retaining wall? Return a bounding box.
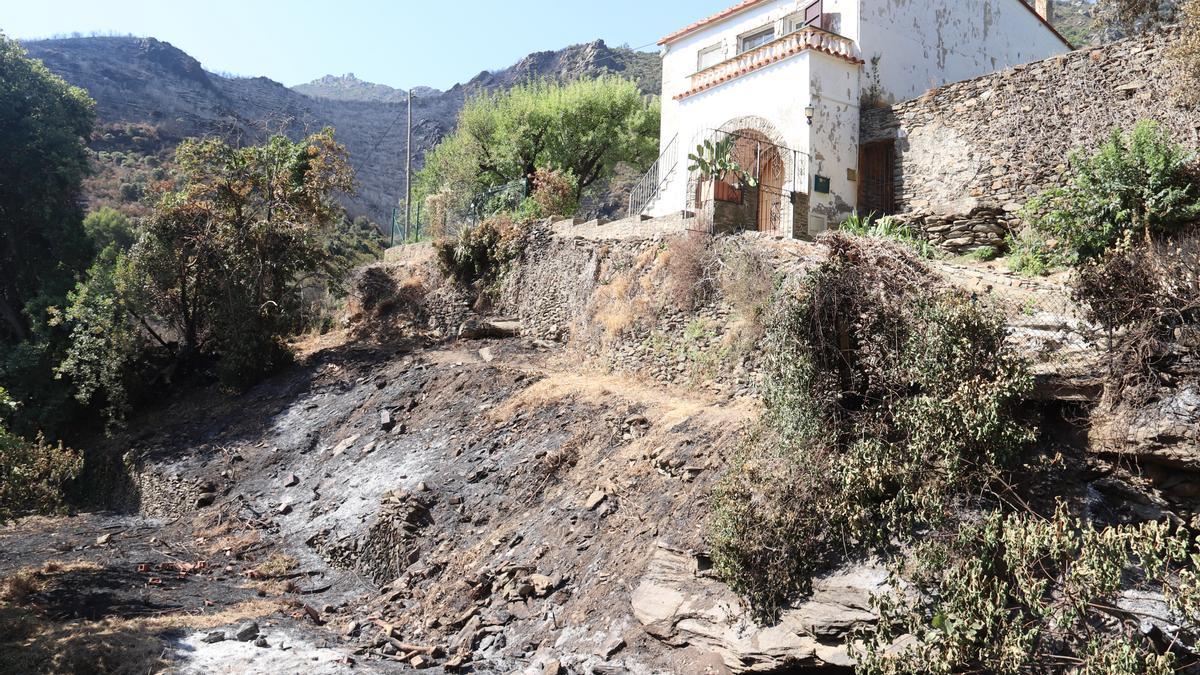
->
[861,27,1199,252]
[895,207,1013,254]
[500,227,771,397]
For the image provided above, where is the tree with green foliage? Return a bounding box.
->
[55,129,356,409]
[0,34,95,344]
[0,34,97,438]
[416,76,658,214]
[52,249,141,427]
[82,207,136,254]
[1025,120,1200,264]
[137,129,354,384]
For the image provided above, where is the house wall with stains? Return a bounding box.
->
[653,0,863,230]
[858,0,1069,104]
[808,53,861,225]
[649,0,1067,233]
[652,48,862,233]
[654,51,815,220]
[657,0,852,170]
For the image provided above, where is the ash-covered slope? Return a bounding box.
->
[22,36,660,225]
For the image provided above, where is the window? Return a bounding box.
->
[738,26,775,54]
[697,43,723,71]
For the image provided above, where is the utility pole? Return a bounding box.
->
[404,89,413,243]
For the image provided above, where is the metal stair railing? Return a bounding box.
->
[627,134,678,218]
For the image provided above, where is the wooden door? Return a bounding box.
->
[757,152,785,233]
[857,140,895,218]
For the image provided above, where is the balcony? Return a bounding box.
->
[675,27,862,100]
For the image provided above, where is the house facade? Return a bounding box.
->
[635,0,1071,237]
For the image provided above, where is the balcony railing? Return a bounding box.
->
[675,27,862,100]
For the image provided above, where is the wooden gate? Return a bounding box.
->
[858,140,895,217]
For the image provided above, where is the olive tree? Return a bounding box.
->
[417,76,659,210]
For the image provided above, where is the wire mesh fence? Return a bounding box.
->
[419,179,529,240]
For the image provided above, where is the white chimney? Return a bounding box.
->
[1034,0,1054,24]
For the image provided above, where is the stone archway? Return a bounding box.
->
[727,128,787,233]
[687,116,798,235]
[716,115,796,190]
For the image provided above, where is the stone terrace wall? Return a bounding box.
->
[862,27,1199,252]
[499,227,799,397]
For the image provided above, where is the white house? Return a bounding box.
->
[633,0,1071,237]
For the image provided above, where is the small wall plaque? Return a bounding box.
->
[814,175,831,194]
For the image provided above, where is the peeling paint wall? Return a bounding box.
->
[860,28,1200,239]
[858,0,1068,104]
[656,50,815,221]
[651,0,1069,231]
[808,54,861,225]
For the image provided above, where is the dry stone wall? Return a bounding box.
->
[500,227,772,397]
[861,27,1200,252]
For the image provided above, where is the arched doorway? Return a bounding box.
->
[687,116,802,236]
[728,130,787,233]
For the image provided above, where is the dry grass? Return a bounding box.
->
[193,512,264,559]
[718,239,776,325]
[592,273,638,339]
[0,561,103,605]
[486,370,755,430]
[658,234,716,311]
[0,598,281,675]
[250,552,298,578]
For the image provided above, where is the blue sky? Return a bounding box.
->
[5,1,733,90]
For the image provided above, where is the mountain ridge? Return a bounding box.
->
[21,36,661,225]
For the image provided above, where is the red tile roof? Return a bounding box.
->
[658,0,1074,49]
[658,0,771,46]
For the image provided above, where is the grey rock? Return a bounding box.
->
[234,621,260,642]
[632,544,885,672]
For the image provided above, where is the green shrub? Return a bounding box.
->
[709,234,1032,620]
[840,213,939,259]
[82,207,136,254]
[1004,230,1068,276]
[434,215,526,288]
[855,503,1200,675]
[0,387,82,522]
[964,245,1001,262]
[1024,120,1200,264]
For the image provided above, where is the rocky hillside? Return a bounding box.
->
[1054,0,1102,46]
[21,37,660,226]
[293,73,414,104]
[2,212,1197,672]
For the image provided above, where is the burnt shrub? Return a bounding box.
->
[434,214,527,289]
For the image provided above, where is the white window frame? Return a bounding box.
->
[696,43,724,71]
[784,13,809,34]
[737,26,775,54]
